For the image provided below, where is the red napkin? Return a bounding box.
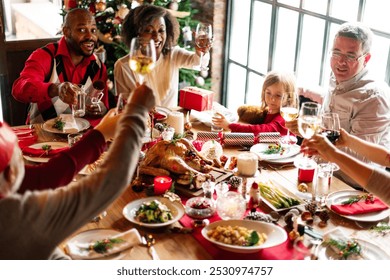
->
[22,146,69,158]
[12,128,38,148]
[331,198,389,215]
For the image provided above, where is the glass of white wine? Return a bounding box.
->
[295,102,322,169]
[193,22,213,71]
[280,92,300,146]
[128,37,156,84]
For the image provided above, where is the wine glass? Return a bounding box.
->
[193,22,213,71]
[295,102,322,169]
[280,91,300,146]
[128,37,156,84]
[321,112,341,144]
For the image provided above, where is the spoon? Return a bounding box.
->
[142,234,160,260]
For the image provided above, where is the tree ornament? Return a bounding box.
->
[200,70,209,78]
[182,25,192,49]
[195,76,205,87]
[95,0,107,12]
[168,0,179,11]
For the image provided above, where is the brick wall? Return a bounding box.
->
[191,0,226,103]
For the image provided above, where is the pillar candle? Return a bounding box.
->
[154,176,172,195]
[166,111,184,135]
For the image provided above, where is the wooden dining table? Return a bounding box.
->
[19,118,390,260]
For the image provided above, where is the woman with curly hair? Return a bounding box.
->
[114,4,211,107]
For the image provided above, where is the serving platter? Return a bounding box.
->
[201,220,287,253]
[122,196,185,228]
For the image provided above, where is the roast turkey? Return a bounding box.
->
[138,138,216,189]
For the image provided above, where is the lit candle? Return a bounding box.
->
[153,176,173,195]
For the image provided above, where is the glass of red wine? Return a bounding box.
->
[321,112,341,144]
[319,112,340,172]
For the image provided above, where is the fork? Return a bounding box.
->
[267,164,295,170]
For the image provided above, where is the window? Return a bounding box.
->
[3,0,63,41]
[224,0,390,112]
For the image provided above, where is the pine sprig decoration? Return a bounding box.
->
[341,193,374,205]
[323,238,361,259]
[88,238,125,254]
[370,222,390,235]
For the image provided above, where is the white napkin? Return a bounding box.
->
[65,228,142,260]
[60,114,79,133]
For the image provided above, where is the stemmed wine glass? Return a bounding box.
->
[280,91,300,146]
[128,37,156,84]
[321,112,341,144]
[193,22,213,71]
[295,102,322,169]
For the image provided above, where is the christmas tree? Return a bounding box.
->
[62,0,211,93]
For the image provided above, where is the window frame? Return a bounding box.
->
[222,0,390,108]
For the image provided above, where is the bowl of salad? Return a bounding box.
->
[122,197,185,228]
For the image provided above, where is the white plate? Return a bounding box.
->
[265,154,300,164]
[318,239,390,260]
[123,197,185,228]
[250,143,300,161]
[23,141,68,163]
[65,229,127,260]
[201,220,287,253]
[326,190,390,222]
[42,117,90,134]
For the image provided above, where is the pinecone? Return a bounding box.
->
[154,122,165,132]
[229,176,243,189]
[305,201,318,216]
[317,209,330,222]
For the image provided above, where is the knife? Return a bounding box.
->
[297,224,324,240]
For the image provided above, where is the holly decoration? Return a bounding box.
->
[89,238,125,254]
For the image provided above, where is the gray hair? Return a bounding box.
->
[335,22,374,54]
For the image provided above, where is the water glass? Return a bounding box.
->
[211,108,223,132]
[214,182,229,199]
[313,163,333,207]
[71,85,86,117]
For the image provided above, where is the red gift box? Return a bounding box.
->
[179,87,214,111]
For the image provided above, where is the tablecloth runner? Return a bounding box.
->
[179,197,296,260]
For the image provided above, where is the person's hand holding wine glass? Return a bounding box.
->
[128,37,156,84]
[280,91,300,146]
[295,102,322,168]
[193,22,213,71]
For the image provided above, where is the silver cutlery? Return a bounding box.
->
[267,164,295,170]
[142,234,160,260]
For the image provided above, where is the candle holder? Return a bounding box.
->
[154,176,173,195]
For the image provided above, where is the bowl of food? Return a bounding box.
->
[185,197,216,220]
[122,197,184,228]
[201,219,287,253]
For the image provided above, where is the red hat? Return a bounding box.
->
[0,122,17,173]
